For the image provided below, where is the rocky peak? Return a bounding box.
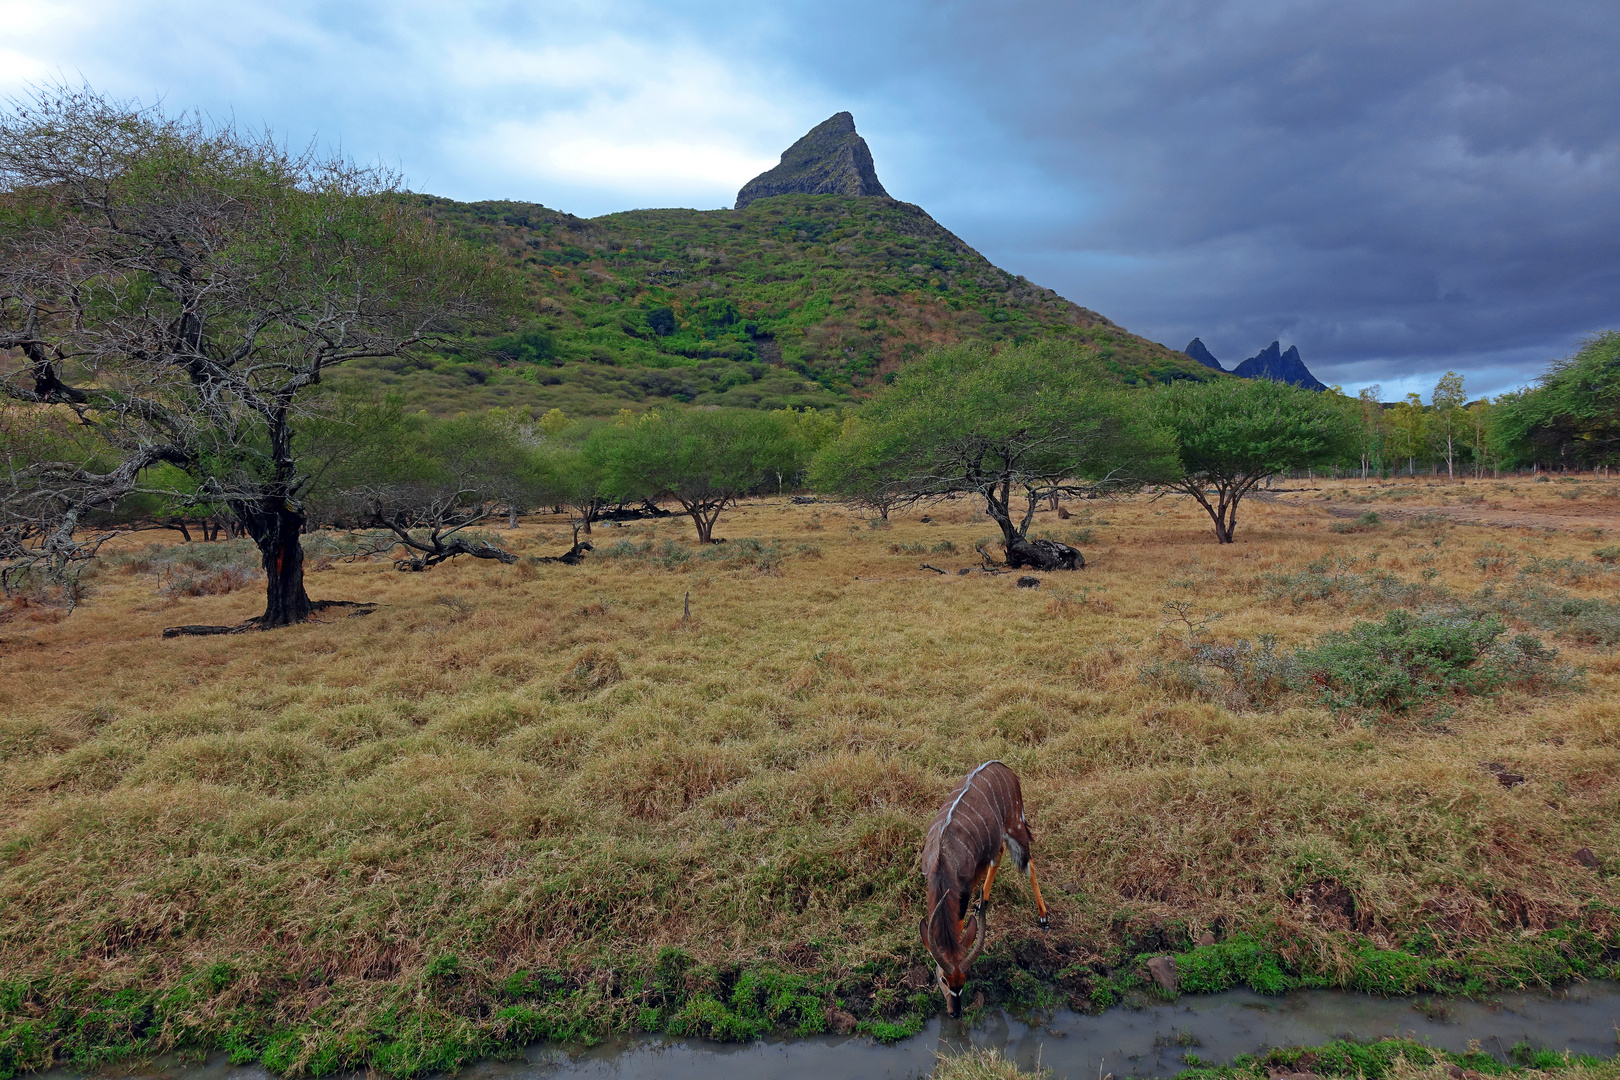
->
[1231,340,1328,391]
[1184,338,1328,391]
[1184,337,1225,371]
[735,112,889,210]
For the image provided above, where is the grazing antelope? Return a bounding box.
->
[920,760,1049,1018]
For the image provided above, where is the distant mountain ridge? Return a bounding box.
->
[1183,337,1328,391]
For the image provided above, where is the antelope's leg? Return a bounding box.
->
[982,853,1000,907]
[1028,859,1050,928]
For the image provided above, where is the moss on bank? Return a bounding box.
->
[6,927,1620,1079]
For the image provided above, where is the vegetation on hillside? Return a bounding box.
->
[323,193,1215,415]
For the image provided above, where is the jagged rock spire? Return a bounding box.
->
[735,112,889,210]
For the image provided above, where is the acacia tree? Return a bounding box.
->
[1149,376,1358,544]
[808,415,918,520]
[822,341,1172,569]
[306,403,541,571]
[0,87,514,626]
[603,409,798,543]
[534,420,615,536]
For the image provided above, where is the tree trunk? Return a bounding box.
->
[235,498,312,627]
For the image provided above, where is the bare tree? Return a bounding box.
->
[0,86,514,627]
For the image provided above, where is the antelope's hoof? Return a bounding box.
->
[1039,917,1050,932]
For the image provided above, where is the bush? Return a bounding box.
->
[599,538,692,571]
[1260,558,1435,611]
[1519,555,1611,585]
[1594,545,1620,564]
[1467,582,1620,647]
[699,537,783,573]
[1329,511,1382,534]
[1140,635,1298,711]
[1295,608,1579,718]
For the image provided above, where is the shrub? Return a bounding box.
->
[1594,545,1620,564]
[698,537,782,573]
[1260,558,1435,611]
[1466,583,1620,647]
[1294,608,1580,718]
[1473,542,1515,575]
[157,565,259,598]
[1140,635,1298,711]
[599,538,692,571]
[1329,511,1381,534]
[1519,555,1610,585]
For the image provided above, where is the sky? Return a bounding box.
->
[5,0,1617,400]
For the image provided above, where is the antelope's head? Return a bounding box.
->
[922,903,986,1019]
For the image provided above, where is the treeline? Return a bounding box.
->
[1327,332,1620,479]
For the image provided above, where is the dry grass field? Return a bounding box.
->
[3,477,1620,1075]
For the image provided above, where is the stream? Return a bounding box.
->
[58,982,1620,1080]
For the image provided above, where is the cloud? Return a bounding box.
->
[853,0,1620,397]
[433,37,789,208]
[3,0,1614,396]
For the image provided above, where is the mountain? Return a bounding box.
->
[1232,341,1328,391]
[1184,337,1224,371]
[329,123,1217,416]
[1181,339,1328,391]
[735,113,888,210]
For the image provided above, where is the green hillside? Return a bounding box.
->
[329,193,1214,415]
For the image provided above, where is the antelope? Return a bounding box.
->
[919,760,1049,1018]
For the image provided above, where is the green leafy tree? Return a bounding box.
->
[603,409,799,542]
[1491,331,1620,469]
[823,341,1171,568]
[1149,376,1358,544]
[537,420,615,535]
[1355,386,1389,478]
[1466,398,1497,477]
[1389,393,1429,476]
[0,86,515,624]
[304,400,535,570]
[1431,371,1467,480]
[809,415,917,519]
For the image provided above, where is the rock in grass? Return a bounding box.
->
[1016,576,1041,588]
[1146,955,1178,993]
[1575,847,1602,868]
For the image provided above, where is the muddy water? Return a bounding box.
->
[61,982,1620,1080]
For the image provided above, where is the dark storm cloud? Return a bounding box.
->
[779,0,1620,396]
[8,0,1613,397]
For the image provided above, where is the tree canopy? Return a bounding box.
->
[1492,331,1620,469]
[1149,376,1358,543]
[817,341,1173,568]
[602,409,801,542]
[0,86,517,624]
